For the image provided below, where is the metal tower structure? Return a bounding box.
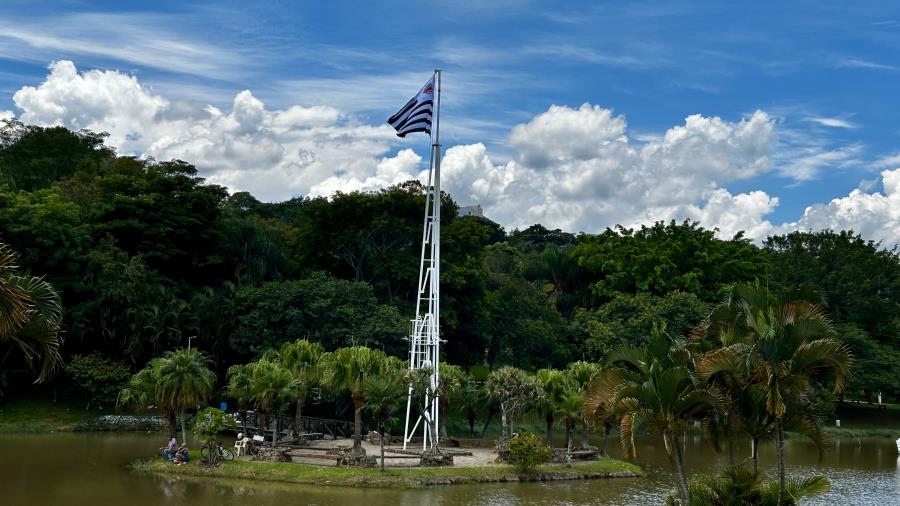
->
[403,69,442,451]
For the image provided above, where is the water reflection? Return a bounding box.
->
[1,433,897,505]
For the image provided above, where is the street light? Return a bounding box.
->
[187,335,197,350]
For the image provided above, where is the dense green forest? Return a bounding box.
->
[1,119,899,403]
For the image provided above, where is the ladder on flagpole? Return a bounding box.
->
[404,69,442,451]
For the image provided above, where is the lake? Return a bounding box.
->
[2,432,898,505]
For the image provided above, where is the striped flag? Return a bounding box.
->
[387,76,434,138]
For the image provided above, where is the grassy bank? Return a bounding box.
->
[133,457,642,488]
[0,398,98,433]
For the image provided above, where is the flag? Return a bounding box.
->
[387,76,434,138]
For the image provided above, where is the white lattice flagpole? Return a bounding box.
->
[403,69,442,451]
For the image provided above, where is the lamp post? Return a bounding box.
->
[187,335,197,351]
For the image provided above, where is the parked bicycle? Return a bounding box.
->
[200,440,235,462]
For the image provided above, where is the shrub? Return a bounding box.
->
[507,432,551,473]
[65,354,131,410]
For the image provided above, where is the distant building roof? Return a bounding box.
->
[458,204,484,218]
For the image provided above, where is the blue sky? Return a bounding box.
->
[1,1,899,242]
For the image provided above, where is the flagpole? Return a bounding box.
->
[402,70,443,452]
[431,68,442,448]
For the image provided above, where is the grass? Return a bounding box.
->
[0,397,99,433]
[133,457,642,489]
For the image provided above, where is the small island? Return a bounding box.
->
[133,439,641,489]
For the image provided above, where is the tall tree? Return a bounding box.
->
[322,346,388,454]
[584,329,721,504]
[699,281,852,504]
[118,348,216,442]
[277,339,325,431]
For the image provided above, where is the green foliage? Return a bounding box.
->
[191,407,234,440]
[573,291,708,360]
[0,241,64,389]
[486,366,542,438]
[64,353,130,410]
[0,119,114,191]
[572,221,765,300]
[506,432,551,472]
[665,466,829,506]
[230,273,405,357]
[118,348,216,439]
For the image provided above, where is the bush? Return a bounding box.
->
[65,354,131,410]
[507,432,551,473]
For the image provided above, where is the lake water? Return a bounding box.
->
[2,432,898,505]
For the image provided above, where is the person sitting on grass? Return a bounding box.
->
[173,444,190,465]
[160,434,178,461]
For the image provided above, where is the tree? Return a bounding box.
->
[486,366,542,439]
[534,368,567,445]
[565,360,600,448]
[65,353,130,410]
[248,358,295,446]
[666,465,830,506]
[192,407,235,467]
[0,119,114,191]
[584,329,721,504]
[226,363,254,430]
[698,281,851,504]
[277,339,324,432]
[364,370,405,470]
[230,274,405,357]
[0,242,64,392]
[118,348,216,442]
[573,291,708,360]
[572,220,765,301]
[322,346,388,454]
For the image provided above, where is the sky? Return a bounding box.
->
[1,1,899,245]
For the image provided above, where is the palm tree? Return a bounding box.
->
[535,368,567,446]
[277,339,324,433]
[0,242,63,388]
[699,281,851,504]
[248,359,295,446]
[555,384,583,452]
[365,370,405,470]
[566,361,600,448]
[322,346,387,454]
[119,348,216,442]
[584,328,721,504]
[668,465,830,506]
[226,363,254,432]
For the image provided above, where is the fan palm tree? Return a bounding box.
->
[227,363,255,432]
[0,242,63,389]
[365,369,405,470]
[248,359,295,445]
[534,368,567,445]
[555,384,583,452]
[277,339,324,433]
[322,346,387,454]
[119,348,216,442]
[699,281,851,504]
[566,361,600,448]
[584,328,721,504]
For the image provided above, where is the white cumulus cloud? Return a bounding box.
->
[9,60,900,248]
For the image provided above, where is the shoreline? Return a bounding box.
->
[132,458,643,489]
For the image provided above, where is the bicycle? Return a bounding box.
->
[200,440,236,462]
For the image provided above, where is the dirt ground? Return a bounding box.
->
[288,438,501,467]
